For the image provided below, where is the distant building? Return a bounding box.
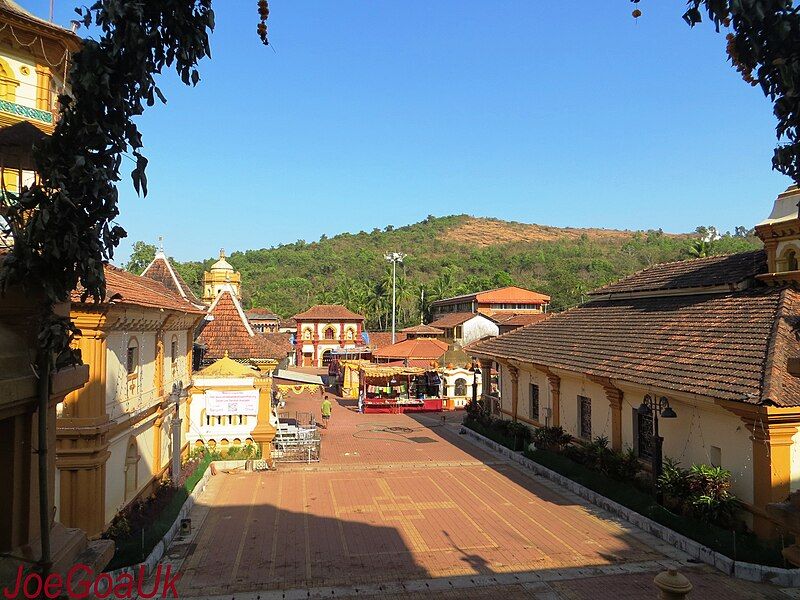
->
[196,290,292,371]
[372,337,449,367]
[429,286,550,320]
[491,312,550,334]
[245,307,281,333]
[428,312,499,347]
[401,323,445,340]
[202,249,241,304]
[292,304,365,367]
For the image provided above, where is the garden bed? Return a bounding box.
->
[103,452,214,571]
[461,419,789,572]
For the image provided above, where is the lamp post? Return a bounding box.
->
[637,394,677,502]
[171,380,186,486]
[384,251,407,344]
[470,362,481,409]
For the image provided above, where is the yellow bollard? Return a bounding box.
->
[653,569,693,599]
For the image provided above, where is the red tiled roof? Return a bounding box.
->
[368,331,407,349]
[245,308,280,320]
[72,264,204,314]
[293,304,365,321]
[468,287,800,406]
[589,250,767,296]
[373,337,449,360]
[198,291,291,361]
[429,312,479,329]
[401,324,445,334]
[493,313,550,327]
[141,254,203,307]
[430,286,550,307]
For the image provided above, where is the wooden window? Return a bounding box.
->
[634,408,653,459]
[454,378,467,396]
[529,384,539,422]
[578,395,591,439]
[323,326,335,340]
[126,340,139,374]
[170,337,178,367]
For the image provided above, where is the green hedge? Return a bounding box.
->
[525,448,787,568]
[104,453,213,571]
[463,418,525,451]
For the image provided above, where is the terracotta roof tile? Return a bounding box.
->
[494,313,550,327]
[431,286,550,307]
[293,304,365,321]
[589,250,767,296]
[429,312,479,328]
[141,255,203,307]
[373,337,449,360]
[72,264,204,314]
[368,331,407,349]
[468,287,800,406]
[401,324,445,334]
[198,291,291,361]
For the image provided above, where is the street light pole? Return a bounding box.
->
[638,394,677,503]
[384,252,407,344]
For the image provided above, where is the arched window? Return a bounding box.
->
[787,249,798,271]
[0,58,19,102]
[170,335,178,369]
[124,439,140,500]
[454,378,468,396]
[302,327,313,340]
[345,327,355,340]
[323,326,335,340]
[126,337,139,375]
[322,350,333,366]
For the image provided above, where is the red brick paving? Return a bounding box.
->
[173,391,790,598]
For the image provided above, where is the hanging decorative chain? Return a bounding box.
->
[257,0,270,45]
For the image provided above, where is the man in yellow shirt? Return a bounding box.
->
[321,395,332,428]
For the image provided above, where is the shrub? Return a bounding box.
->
[530,426,572,451]
[658,459,738,527]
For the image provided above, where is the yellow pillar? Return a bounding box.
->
[591,376,623,451]
[252,378,276,466]
[56,309,111,538]
[722,403,800,538]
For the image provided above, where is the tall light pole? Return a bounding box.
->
[638,394,677,503]
[384,251,407,344]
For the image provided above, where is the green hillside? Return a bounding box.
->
[126,215,761,330]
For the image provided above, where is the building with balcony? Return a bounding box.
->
[293,304,365,368]
[56,265,205,537]
[0,0,80,193]
[429,286,550,320]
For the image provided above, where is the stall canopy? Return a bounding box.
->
[358,364,427,378]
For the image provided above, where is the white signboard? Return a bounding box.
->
[206,389,259,416]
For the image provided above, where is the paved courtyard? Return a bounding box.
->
[166,391,792,599]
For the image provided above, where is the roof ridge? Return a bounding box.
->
[759,286,799,404]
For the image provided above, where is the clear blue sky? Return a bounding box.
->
[32,1,788,262]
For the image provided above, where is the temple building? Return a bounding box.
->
[468,186,800,540]
[0,3,113,579]
[57,265,204,538]
[196,290,293,371]
[293,304,365,367]
[202,248,241,304]
[187,352,274,453]
[429,286,550,320]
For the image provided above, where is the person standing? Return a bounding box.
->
[358,389,364,414]
[321,395,332,428]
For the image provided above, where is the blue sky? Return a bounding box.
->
[32,1,788,262]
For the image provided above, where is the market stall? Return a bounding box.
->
[358,364,443,413]
[329,358,372,399]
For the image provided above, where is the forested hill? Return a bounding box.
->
[126,215,761,329]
